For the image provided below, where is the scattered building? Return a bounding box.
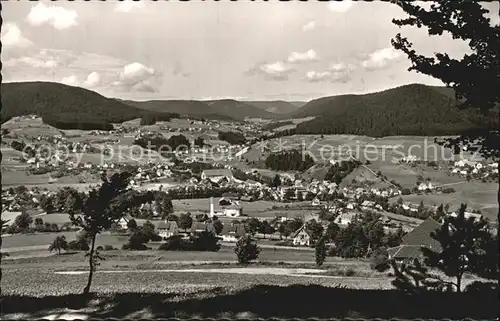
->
[387,217,441,262]
[292,225,312,246]
[157,221,179,239]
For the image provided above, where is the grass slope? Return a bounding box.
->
[291,83,498,137]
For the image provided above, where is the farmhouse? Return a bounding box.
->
[387,217,441,262]
[190,222,215,234]
[201,169,234,183]
[208,197,242,217]
[334,212,358,227]
[292,225,312,247]
[220,223,246,242]
[157,221,179,239]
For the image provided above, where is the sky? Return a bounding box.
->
[2,0,499,101]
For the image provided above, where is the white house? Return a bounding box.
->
[157,221,179,239]
[201,169,234,183]
[292,225,312,246]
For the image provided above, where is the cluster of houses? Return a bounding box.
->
[130,162,174,186]
[450,159,498,179]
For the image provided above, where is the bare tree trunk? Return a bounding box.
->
[456,273,462,293]
[83,235,96,295]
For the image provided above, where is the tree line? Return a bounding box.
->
[265,149,315,172]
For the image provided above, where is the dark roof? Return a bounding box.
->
[202,169,233,177]
[158,221,178,232]
[291,225,312,239]
[221,223,246,237]
[388,245,425,260]
[402,217,442,251]
[190,222,215,233]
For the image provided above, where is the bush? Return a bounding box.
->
[103,244,115,251]
[68,238,90,251]
[369,247,391,272]
[123,231,150,250]
[191,231,221,252]
[234,234,260,264]
[464,281,498,294]
[158,235,191,251]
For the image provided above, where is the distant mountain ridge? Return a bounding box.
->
[244,100,304,114]
[123,98,279,121]
[2,81,496,136]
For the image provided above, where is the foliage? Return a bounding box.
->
[127,219,138,231]
[178,213,193,230]
[123,230,150,251]
[325,160,362,184]
[67,171,151,294]
[194,137,204,147]
[420,204,497,292]
[315,237,327,267]
[325,221,340,242]
[335,213,402,258]
[14,212,32,230]
[218,131,246,145]
[244,218,261,235]
[48,236,68,255]
[290,84,498,137]
[265,149,315,172]
[190,231,221,252]
[391,204,498,293]
[234,234,260,264]
[270,174,282,188]
[305,220,324,242]
[158,232,221,251]
[1,82,177,128]
[391,1,499,113]
[212,219,224,235]
[370,247,391,272]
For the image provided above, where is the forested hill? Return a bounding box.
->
[244,100,304,114]
[290,84,498,137]
[124,99,279,121]
[1,82,178,129]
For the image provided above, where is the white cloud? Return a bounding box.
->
[27,3,78,30]
[302,21,316,32]
[61,75,78,86]
[82,72,101,87]
[4,56,58,69]
[361,47,402,70]
[287,49,318,63]
[115,1,145,13]
[328,1,353,13]
[113,62,157,92]
[1,23,33,49]
[246,61,295,81]
[305,70,350,83]
[329,62,357,72]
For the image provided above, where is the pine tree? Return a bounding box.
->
[315,236,327,267]
[421,204,495,292]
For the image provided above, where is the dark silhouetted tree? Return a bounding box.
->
[49,235,68,255]
[315,236,327,267]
